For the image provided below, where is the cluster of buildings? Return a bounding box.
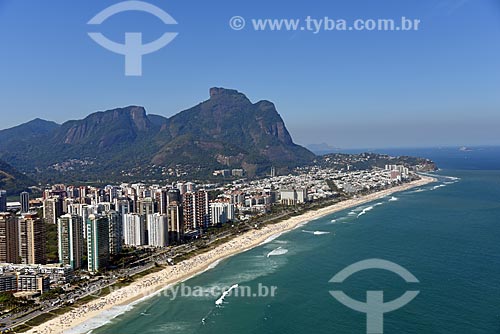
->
[0,182,239,293]
[0,162,414,295]
[212,169,245,177]
[1,182,236,275]
[330,169,405,193]
[385,164,410,181]
[216,165,408,219]
[0,212,55,295]
[0,263,74,295]
[0,212,47,265]
[0,190,76,295]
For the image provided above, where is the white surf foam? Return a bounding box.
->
[388,196,399,202]
[261,232,284,245]
[266,247,289,257]
[357,206,374,217]
[65,305,133,334]
[333,215,354,223]
[215,284,239,306]
[206,259,222,271]
[296,220,310,228]
[302,230,331,235]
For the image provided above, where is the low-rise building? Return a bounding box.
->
[16,274,50,293]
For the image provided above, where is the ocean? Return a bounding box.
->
[87,148,500,334]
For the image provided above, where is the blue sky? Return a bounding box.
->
[0,0,499,148]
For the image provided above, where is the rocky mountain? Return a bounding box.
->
[152,88,314,174]
[52,106,157,147]
[0,88,315,182]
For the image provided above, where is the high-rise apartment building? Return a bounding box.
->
[86,215,110,273]
[0,213,19,263]
[279,188,307,206]
[167,202,184,244]
[57,214,84,270]
[18,213,46,265]
[114,198,131,216]
[182,191,210,231]
[20,192,30,213]
[210,202,235,226]
[137,197,155,215]
[0,190,6,212]
[155,189,169,215]
[146,213,168,247]
[107,210,122,255]
[43,197,64,224]
[123,213,146,246]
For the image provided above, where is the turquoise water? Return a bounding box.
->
[91,169,500,334]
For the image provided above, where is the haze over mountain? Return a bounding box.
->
[0,88,315,183]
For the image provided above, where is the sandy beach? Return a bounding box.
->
[26,175,435,334]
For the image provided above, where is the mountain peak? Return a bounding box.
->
[116,106,150,131]
[25,118,59,128]
[209,87,240,97]
[94,105,146,118]
[31,117,51,123]
[208,87,250,101]
[84,106,150,131]
[158,88,314,174]
[121,105,146,116]
[57,106,152,146]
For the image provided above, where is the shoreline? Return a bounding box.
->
[26,175,435,334]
